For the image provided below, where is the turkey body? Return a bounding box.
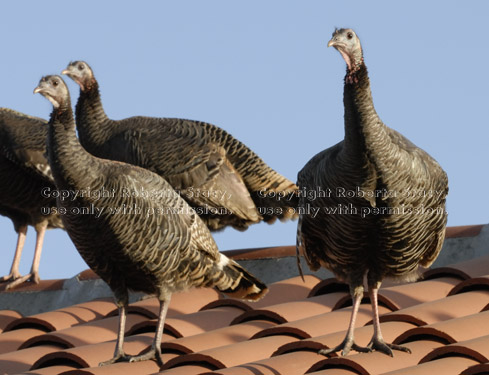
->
[0,108,63,288]
[62,61,298,231]
[34,75,267,367]
[297,28,448,356]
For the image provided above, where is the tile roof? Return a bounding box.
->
[0,224,488,375]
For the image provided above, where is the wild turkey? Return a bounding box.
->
[61,61,297,232]
[0,108,63,289]
[34,75,268,367]
[296,28,448,356]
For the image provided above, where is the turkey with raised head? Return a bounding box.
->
[62,61,298,231]
[0,108,63,289]
[296,28,448,357]
[34,75,268,367]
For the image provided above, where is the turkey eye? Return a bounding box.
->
[78,64,84,71]
[53,80,58,86]
[347,32,353,39]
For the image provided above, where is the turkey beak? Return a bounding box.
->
[61,69,70,76]
[327,39,336,48]
[33,85,43,94]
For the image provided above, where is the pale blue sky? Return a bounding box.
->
[0,1,487,280]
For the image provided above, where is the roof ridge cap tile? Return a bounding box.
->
[419,335,489,364]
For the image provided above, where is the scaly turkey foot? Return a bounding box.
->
[128,347,164,367]
[5,272,40,290]
[367,337,411,357]
[0,271,21,283]
[319,337,373,356]
[99,352,130,366]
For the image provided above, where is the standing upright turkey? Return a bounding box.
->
[296,28,448,356]
[0,108,63,289]
[61,61,297,231]
[34,75,267,367]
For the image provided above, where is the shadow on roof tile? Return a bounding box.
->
[202,351,322,375]
[107,288,222,319]
[5,299,116,333]
[162,335,299,372]
[233,291,350,327]
[395,310,489,346]
[380,290,489,326]
[0,344,62,374]
[0,327,46,354]
[58,360,160,375]
[424,255,489,281]
[162,320,276,355]
[448,276,489,296]
[461,363,489,375]
[31,333,161,371]
[17,364,78,374]
[20,313,149,350]
[381,356,479,375]
[275,320,415,357]
[255,304,392,342]
[306,339,441,375]
[0,310,22,332]
[420,335,489,364]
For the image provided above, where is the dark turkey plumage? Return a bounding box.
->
[61,61,298,231]
[0,108,63,289]
[34,75,267,367]
[296,28,448,356]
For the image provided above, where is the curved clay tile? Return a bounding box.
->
[200,298,253,312]
[31,334,155,370]
[461,363,489,375]
[308,278,349,297]
[448,276,489,296]
[420,335,489,364]
[203,351,322,375]
[163,320,276,355]
[233,292,349,326]
[0,310,22,332]
[333,291,398,311]
[107,288,222,319]
[253,304,391,341]
[0,344,61,374]
[59,359,160,375]
[380,356,479,375]
[163,335,298,372]
[395,310,489,346]
[306,340,441,375]
[161,306,248,338]
[18,365,79,374]
[250,275,321,309]
[306,357,369,375]
[273,320,415,357]
[5,299,117,332]
[377,277,460,310]
[424,254,489,281]
[380,290,489,326]
[0,327,46,354]
[20,313,148,350]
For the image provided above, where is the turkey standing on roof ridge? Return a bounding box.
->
[34,75,268,367]
[61,61,298,231]
[296,28,448,356]
[0,108,63,289]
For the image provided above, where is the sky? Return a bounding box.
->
[0,1,487,281]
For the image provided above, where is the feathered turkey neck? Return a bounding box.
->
[75,80,112,147]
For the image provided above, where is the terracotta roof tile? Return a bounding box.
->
[0,310,22,333]
[461,363,489,375]
[381,357,480,375]
[0,224,486,375]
